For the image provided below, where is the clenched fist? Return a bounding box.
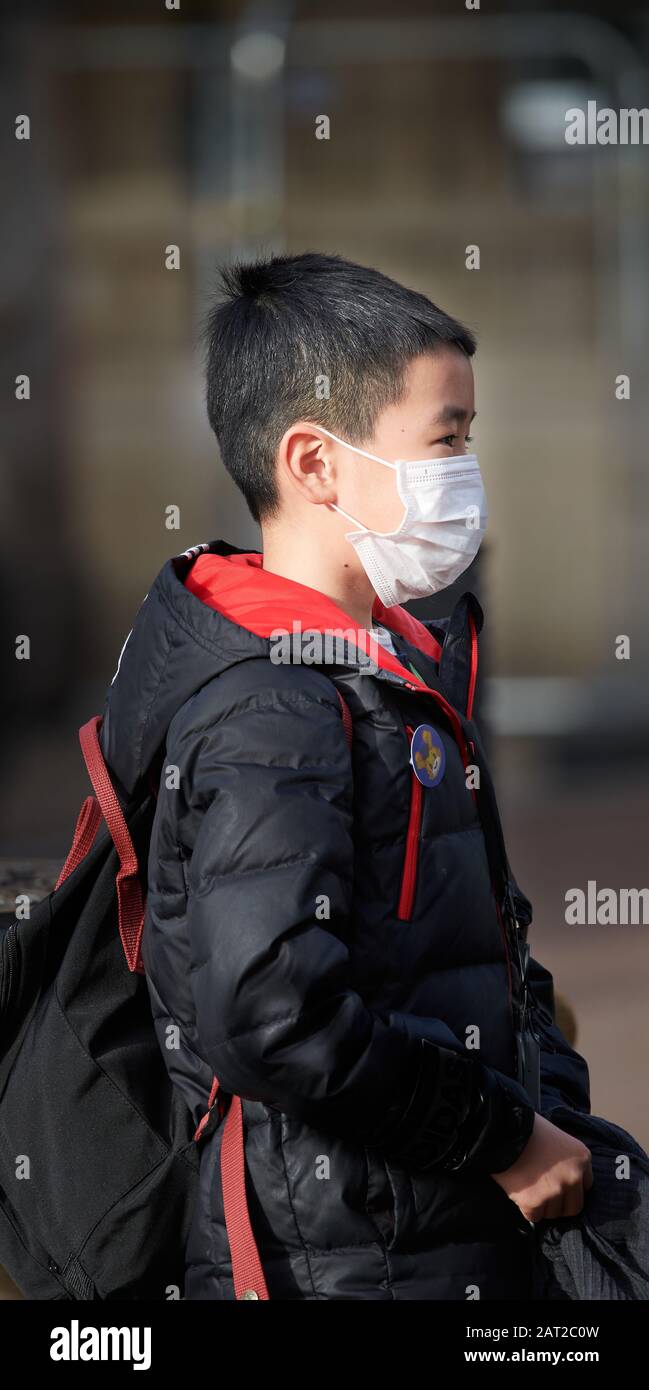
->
[490,1112,593,1222]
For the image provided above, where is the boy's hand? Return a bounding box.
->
[490,1112,593,1222]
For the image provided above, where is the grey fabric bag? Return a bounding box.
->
[532,1106,649,1301]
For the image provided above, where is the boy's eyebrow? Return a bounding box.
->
[429,406,477,426]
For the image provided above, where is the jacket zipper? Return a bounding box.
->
[397,724,423,921]
[384,673,524,1031]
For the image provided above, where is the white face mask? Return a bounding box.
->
[320,426,488,609]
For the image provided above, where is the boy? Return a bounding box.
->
[101,252,593,1300]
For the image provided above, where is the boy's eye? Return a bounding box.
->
[437,434,474,448]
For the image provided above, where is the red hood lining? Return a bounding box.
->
[183,550,442,685]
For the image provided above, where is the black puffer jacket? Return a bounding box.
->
[99,539,591,1301]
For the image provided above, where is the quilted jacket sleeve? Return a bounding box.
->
[167,662,535,1176]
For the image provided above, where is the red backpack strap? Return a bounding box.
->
[76,714,146,974]
[60,716,268,1296]
[194,1078,269,1301]
[220,1096,270,1300]
[55,795,103,889]
[193,1075,222,1143]
[335,687,353,749]
[466,610,478,721]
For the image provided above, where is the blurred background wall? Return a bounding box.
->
[2,0,648,1154]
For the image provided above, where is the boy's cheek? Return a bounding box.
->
[351,473,403,533]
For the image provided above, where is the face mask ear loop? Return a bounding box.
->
[327,501,368,530]
[320,427,398,533]
[318,425,398,470]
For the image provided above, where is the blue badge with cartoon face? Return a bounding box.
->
[410,724,446,787]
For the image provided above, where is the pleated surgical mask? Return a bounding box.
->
[320,426,487,608]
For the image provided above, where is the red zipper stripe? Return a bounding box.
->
[397,724,424,921]
[466,610,478,720]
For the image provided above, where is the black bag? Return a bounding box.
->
[0,716,199,1300]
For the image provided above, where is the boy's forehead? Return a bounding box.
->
[404,348,475,416]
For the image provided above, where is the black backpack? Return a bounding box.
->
[0,697,358,1303]
[0,715,200,1300]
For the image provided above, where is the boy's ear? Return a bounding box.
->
[280,424,337,505]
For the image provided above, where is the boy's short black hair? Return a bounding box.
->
[202,250,476,525]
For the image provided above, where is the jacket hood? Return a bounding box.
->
[99,539,444,802]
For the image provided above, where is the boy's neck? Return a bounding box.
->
[260,526,375,632]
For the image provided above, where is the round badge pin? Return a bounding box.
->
[410,724,446,787]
